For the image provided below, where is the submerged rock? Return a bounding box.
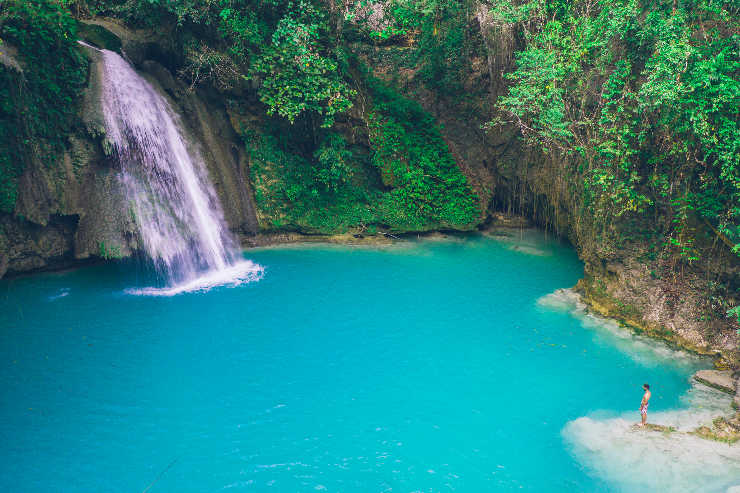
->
[693,370,736,395]
[628,414,740,446]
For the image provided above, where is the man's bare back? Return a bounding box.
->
[639,384,651,425]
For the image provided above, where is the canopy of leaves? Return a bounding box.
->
[247,5,355,127]
[87,0,356,126]
[0,0,88,212]
[491,0,739,262]
[354,0,479,96]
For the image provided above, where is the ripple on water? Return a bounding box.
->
[47,288,70,301]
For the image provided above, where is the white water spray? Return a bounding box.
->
[86,43,262,294]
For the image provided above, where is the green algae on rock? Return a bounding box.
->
[691,416,740,445]
[631,423,677,434]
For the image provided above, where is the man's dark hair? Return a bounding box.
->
[643,383,650,390]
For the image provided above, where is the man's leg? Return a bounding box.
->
[641,410,646,425]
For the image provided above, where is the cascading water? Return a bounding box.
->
[86,43,262,294]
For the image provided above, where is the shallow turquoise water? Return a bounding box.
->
[0,233,716,492]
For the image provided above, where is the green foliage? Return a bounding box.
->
[313,133,355,192]
[493,0,740,259]
[92,0,357,125]
[366,77,480,230]
[86,0,221,27]
[729,305,740,326]
[98,241,123,259]
[248,5,355,127]
[0,62,21,213]
[218,0,356,126]
[412,0,474,96]
[0,0,88,212]
[245,77,479,234]
[363,0,480,96]
[246,129,379,233]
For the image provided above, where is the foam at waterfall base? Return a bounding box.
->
[562,383,740,493]
[125,260,264,296]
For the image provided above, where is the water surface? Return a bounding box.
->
[0,233,735,492]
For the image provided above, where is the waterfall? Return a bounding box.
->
[87,44,262,294]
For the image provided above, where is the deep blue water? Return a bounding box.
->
[0,233,713,492]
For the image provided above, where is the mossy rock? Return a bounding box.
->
[688,415,740,444]
[693,370,736,395]
[631,423,677,434]
[691,425,740,444]
[77,22,122,53]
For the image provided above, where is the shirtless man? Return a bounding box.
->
[639,383,651,426]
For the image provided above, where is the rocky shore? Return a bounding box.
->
[688,370,740,444]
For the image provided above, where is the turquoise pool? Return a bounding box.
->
[1,232,735,492]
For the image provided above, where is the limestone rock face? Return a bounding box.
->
[1,42,134,277]
[576,260,740,366]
